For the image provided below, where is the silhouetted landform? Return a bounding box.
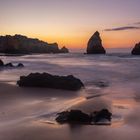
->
[0,59,24,68]
[0,34,69,54]
[17,73,84,91]
[60,46,69,53]
[132,42,140,55]
[56,109,112,125]
[87,31,106,54]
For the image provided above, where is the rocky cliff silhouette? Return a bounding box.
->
[0,34,69,54]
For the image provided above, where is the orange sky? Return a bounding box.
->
[0,0,140,49]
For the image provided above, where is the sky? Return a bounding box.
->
[0,0,140,49]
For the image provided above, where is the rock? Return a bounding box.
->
[17,63,24,67]
[17,73,84,91]
[0,59,4,66]
[92,109,112,123]
[60,46,69,53]
[132,42,140,55]
[87,31,106,54]
[56,109,112,125]
[56,110,91,124]
[0,59,24,68]
[0,34,69,54]
[5,63,14,67]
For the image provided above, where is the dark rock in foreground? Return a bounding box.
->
[17,73,84,91]
[92,109,112,123]
[132,42,140,55]
[0,34,69,54]
[56,109,112,125]
[93,81,109,88]
[56,110,91,124]
[87,31,106,54]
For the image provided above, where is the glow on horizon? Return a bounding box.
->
[0,0,140,49]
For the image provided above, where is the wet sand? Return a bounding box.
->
[0,82,140,140]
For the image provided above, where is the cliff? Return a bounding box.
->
[0,34,69,54]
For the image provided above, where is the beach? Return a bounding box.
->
[0,52,140,140]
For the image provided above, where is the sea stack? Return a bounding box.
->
[132,42,140,55]
[87,31,106,54]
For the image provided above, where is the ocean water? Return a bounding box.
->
[0,50,140,140]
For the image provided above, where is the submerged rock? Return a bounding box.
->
[5,63,24,68]
[56,110,91,124]
[92,109,112,123]
[0,59,24,68]
[56,109,112,125]
[17,73,84,91]
[17,63,24,67]
[132,42,140,55]
[5,63,14,67]
[87,31,106,54]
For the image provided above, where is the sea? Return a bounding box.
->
[0,48,140,140]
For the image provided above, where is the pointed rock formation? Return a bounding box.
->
[132,42,140,55]
[87,31,106,54]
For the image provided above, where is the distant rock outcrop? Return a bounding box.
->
[60,46,69,53]
[17,73,84,91]
[132,42,140,55]
[87,31,106,54]
[0,35,69,54]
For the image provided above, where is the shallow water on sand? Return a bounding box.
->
[0,52,140,140]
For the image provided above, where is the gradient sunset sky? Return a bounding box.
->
[0,0,140,49]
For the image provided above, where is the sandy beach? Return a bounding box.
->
[0,81,140,140]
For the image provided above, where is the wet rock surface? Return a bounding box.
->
[17,73,84,91]
[56,109,112,125]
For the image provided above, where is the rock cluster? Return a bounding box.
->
[0,59,24,68]
[17,73,84,91]
[87,31,106,54]
[56,109,112,125]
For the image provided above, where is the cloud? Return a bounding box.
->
[104,26,140,31]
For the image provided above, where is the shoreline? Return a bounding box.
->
[0,82,139,140]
